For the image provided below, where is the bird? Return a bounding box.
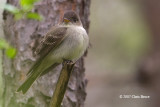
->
[17,10,89,94]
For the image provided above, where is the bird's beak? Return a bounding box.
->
[63,18,70,23]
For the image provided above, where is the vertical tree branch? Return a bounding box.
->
[50,62,75,107]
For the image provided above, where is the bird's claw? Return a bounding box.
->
[63,59,74,65]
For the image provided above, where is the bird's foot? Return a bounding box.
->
[63,59,74,65]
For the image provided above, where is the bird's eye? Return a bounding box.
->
[72,18,77,22]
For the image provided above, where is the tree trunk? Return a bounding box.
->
[0,0,6,106]
[138,0,160,106]
[1,0,90,107]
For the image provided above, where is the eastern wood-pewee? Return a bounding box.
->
[17,11,89,94]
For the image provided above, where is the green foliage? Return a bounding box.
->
[3,4,19,14]
[0,39,16,59]
[0,39,9,49]
[3,0,42,20]
[0,0,43,59]
[26,12,42,20]
[20,0,39,11]
[6,47,16,59]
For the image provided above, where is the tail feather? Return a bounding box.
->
[27,58,43,76]
[17,63,59,94]
[17,69,43,94]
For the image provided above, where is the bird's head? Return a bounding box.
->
[61,11,82,26]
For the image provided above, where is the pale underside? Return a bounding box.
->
[17,24,89,94]
[38,25,89,72]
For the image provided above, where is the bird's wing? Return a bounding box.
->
[27,26,68,76]
[35,26,68,57]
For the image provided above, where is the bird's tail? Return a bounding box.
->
[17,63,59,94]
[17,67,43,94]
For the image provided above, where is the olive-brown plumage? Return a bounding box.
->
[17,11,89,94]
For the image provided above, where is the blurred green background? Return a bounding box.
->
[85,0,152,107]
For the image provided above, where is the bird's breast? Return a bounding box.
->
[52,26,89,62]
[64,26,88,61]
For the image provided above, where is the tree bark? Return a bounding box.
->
[1,0,90,107]
[0,0,6,106]
[138,0,160,106]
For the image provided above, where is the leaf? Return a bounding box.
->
[26,12,43,20]
[14,13,23,20]
[3,4,19,14]
[0,39,9,49]
[20,0,39,11]
[20,0,39,6]
[5,47,17,59]
[0,39,17,59]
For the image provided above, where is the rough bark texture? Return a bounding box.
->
[138,0,160,106]
[2,0,90,107]
[0,0,6,106]
[138,0,160,85]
